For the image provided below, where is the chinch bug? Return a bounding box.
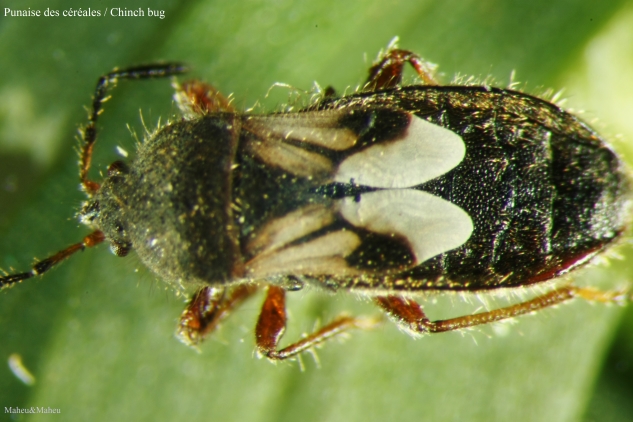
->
[1,44,630,361]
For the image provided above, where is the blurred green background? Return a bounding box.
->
[1,1,633,421]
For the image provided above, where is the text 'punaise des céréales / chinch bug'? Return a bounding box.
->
[1,44,630,361]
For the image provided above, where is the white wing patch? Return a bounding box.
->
[336,190,473,264]
[334,116,465,188]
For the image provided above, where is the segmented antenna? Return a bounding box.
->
[1,62,188,288]
[80,62,188,194]
[0,231,105,288]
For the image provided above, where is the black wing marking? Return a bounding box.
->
[240,107,473,278]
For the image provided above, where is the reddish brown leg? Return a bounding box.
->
[365,48,438,91]
[0,231,105,289]
[375,285,628,334]
[80,63,188,195]
[177,284,258,347]
[255,285,370,361]
[174,80,235,118]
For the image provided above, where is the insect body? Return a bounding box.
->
[1,47,629,361]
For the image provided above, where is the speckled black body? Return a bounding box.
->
[315,86,629,290]
[92,85,629,293]
[5,56,629,360]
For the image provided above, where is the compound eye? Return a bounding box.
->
[107,160,129,177]
[110,241,131,257]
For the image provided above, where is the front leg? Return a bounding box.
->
[365,48,438,91]
[177,284,258,347]
[173,79,235,118]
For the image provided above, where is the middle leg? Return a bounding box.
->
[255,285,374,361]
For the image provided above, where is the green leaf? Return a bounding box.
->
[1,1,632,421]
